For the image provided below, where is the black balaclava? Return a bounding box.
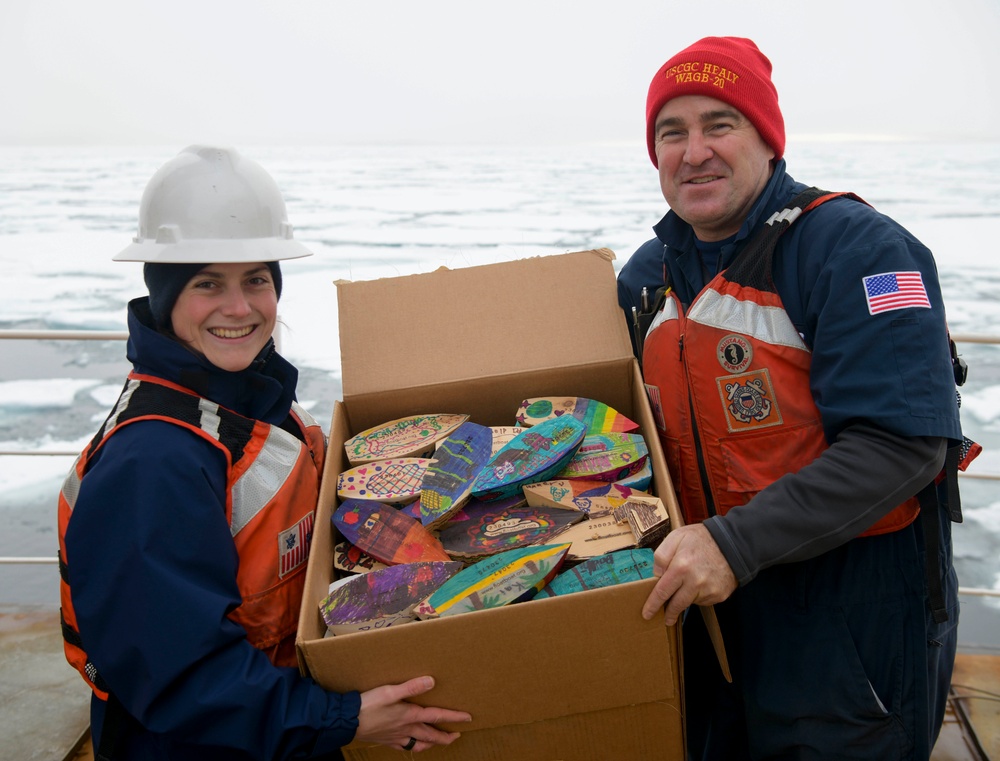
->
[143,261,282,332]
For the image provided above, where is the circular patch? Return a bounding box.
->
[717,335,752,373]
[526,399,554,418]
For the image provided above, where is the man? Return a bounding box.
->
[618,37,971,760]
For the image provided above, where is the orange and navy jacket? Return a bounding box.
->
[58,372,325,700]
[641,190,919,534]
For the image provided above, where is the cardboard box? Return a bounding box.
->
[297,249,687,760]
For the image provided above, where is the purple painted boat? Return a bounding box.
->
[320,561,464,635]
[439,502,584,559]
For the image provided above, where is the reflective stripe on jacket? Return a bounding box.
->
[641,190,920,533]
[58,372,325,699]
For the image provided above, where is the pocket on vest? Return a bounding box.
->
[718,421,826,495]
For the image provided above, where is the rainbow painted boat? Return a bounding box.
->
[515,396,640,434]
[556,432,649,482]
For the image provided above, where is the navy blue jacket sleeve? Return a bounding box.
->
[65,420,360,759]
[780,198,962,443]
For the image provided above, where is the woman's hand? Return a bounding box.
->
[356,676,472,752]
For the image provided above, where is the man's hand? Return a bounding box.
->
[641,523,737,624]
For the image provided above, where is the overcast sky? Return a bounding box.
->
[3,0,999,146]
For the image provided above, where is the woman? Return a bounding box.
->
[57,146,470,759]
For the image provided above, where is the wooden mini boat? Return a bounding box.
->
[556,432,649,482]
[319,561,463,635]
[522,478,640,512]
[336,457,430,504]
[536,549,655,598]
[414,543,571,619]
[471,416,587,502]
[438,502,584,560]
[515,396,640,434]
[613,494,671,548]
[332,498,451,565]
[343,413,469,465]
[417,421,493,530]
[543,509,638,561]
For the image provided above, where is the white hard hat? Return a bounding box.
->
[114,145,313,263]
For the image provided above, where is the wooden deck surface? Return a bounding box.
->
[4,605,997,761]
[933,652,1000,761]
[0,606,91,761]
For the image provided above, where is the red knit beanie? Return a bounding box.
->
[645,36,784,167]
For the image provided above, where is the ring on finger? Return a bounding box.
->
[403,737,417,751]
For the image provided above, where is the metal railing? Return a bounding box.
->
[2,327,1000,603]
[1,553,998,600]
[0,329,129,341]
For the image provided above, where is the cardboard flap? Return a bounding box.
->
[336,249,633,399]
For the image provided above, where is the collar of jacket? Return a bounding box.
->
[124,297,299,425]
[651,159,804,298]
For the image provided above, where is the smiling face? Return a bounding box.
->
[652,94,775,242]
[170,262,278,372]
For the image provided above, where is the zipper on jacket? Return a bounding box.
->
[680,333,718,518]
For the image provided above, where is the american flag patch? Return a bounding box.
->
[278,512,314,578]
[644,383,665,431]
[862,271,931,315]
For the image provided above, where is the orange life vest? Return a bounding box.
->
[641,191,920,534]
[58,372,325,700]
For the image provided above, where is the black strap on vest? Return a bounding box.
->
[918,346,979,623]
[632,283,672,366]
[60,601,125,758]
[85,380,257,466]
[916,479,948,624]
[59,606,110,696]
[95,691,128,761]
[725,187,862,291]
[916,445,964,625]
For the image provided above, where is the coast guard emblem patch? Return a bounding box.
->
[717,335,752,373]
[717,369,782,432]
